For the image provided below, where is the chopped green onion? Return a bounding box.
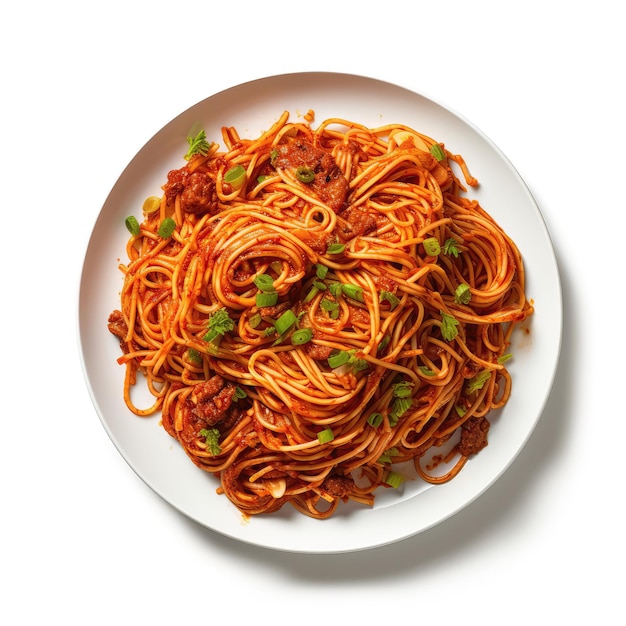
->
[315,264,329,280]
[303,285,321,303]
[257,174,270,183]
[342,283,364,302]
[378,447,399,465]
[498,353,512,364]
[125,215,140,236]
[270,149,279,166]
[142,195,161,214]
[377,336,391,353]
[384,471,404,489]
[158,217,176,238]
[367,413,384,428]
[312,280,327,291]
[254,274,275,292]
[392,381,413,398]
[327,242,345,255]
[291,328,313,345]
[256,291,278,307]
[320,298,340,319]
[379,290,400,310]
[274,309,297,335]
[187,348,202,363]
[328,282,343,299]
[233,386,247,402]
[224,164,247,189]
[423,237,441,256]
[440,310,459,341]
[248,313,262,328]
[430,144,446,161]
[455,404,467,417]
[389,397,412,426]
[419,366,435,376]
[328,350,351,369]
[317,428,335,444]
[454,283,472,305]
[295,166,315,183]
[351,356,369,372]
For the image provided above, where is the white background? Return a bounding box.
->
[2,1,623,623]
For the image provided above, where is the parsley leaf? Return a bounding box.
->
[440,310,459,341]
[199,428,221,456]
[466,370,491,394]
[203,308,234,344]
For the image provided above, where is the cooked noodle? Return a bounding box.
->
[108,110,534,519]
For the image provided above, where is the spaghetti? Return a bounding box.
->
[108,110,534,519]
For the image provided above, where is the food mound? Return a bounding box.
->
[108,110,533,519]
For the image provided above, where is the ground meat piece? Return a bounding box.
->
[336,206,377,241]
[256,301,292,319]
[321,475,355,498]
[190,375,236,426]
[180,171,216,214]
[163,168,185,204]
[304,343,334,360]
[457,416,490,456]
[107,310,127,339]
[273,139,349,212]
[163,167,217,215]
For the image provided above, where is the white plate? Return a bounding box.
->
[78,72,562,553]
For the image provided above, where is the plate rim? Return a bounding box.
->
[78,71,563,553]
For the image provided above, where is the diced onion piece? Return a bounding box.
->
[264,478,287,499]
[390,129,430,152]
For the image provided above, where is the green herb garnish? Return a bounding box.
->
[466,370,491,394]
[158,217,176,239]
[440,310,459,341]
[454,283,471,305]
[442,238,460,257]
[125,215,140,236]
[203,308,234,344]
[184,130,211,160]
[199,428,221,455]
